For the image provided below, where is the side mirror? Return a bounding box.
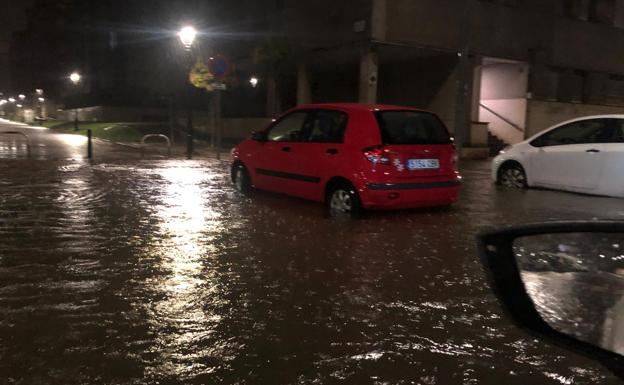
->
[251,130,267,142]
[477,221,624,379]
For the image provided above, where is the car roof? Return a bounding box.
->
[294,103,429,113]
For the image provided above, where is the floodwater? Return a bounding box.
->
[1,122,624,384]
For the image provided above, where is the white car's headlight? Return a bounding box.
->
[499,145,512,155]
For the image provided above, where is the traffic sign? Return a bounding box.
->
[213,83,227,91]
[209,55,231,80]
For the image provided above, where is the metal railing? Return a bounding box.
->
[0,131,31,157]
[479,103,524,133]
[140,134,171,158]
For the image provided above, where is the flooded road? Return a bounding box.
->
[1,121,624,384]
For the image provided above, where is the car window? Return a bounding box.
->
[612,120,624,143]
[266,111,309,142]
[303,110,348,143]
[375,110,451,145]
[532,119,614,147]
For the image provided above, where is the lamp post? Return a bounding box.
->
[69,72,81,131]
[178,26,197,159]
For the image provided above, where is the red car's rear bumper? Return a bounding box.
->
[358,179,461,209]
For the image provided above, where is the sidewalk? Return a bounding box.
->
[114,139,233,161]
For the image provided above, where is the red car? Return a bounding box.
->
[231,103,461,217]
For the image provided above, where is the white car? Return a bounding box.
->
[492,115,624,198]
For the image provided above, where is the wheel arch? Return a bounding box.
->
[324,176,356,203]
[497,159,528,185]
[231,160,248,183]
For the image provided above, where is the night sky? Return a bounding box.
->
[0,0,35,91]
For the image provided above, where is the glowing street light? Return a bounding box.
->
[8,97,15,103]
[38,97,45,103]
[35,89,44,95]
[178,26,197,49]
[18,94,25,100]
[16,104,22,108]
[69,72,82,130]
[69,72,81,84]
[177,25,199,159]
[249,76,259,88]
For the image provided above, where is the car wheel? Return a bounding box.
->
[328,182,362,219]
[232,164,252,195]
[498,163,527,189]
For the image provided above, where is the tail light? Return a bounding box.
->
[363,146,391,165]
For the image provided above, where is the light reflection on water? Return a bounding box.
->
[148,167,223,377]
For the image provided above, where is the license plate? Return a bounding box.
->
[407,159,439,170]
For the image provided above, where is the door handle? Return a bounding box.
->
[586,149,600,153]
[281,146,291,152]
[326,148,338,155]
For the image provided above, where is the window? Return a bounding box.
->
[612,119,624,142]
[531,119,615,147]
[375,111,451,145]
[267,111,308,142]
[303,110,348,143]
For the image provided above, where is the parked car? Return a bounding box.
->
[231,103,462,216]
[492,115,624,197]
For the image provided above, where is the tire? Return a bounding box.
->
[498,163,528,189]
[232,164,252,195]
[327,182,362,219]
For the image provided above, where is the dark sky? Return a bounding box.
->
[0,0,35,91]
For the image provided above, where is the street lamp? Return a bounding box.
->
[178,26,197,50]
[178,26,197,159]
[8,97,15,103]
[69,72,81,130]
[70,72,81,84]
[249,76,259,88]
[18,94,26,101]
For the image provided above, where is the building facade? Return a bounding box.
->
[283,0,624,149]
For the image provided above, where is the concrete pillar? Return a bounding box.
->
[453,0,473,155]
[471,57,483,122]
[359,48,378,104]
[371,0,388,41]
[296,61,311,105]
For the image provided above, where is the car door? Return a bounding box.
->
[252,110,313,196]
[600,119,624,196]
[529,118,613,190]
[294,109,350,201]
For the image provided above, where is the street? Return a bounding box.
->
[1,120,624,384]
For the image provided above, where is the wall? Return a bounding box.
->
[479,99,527,144]
[383,0,624,76]
[377,53,458,130]
[193,118,272,142]
[284,0,371,49]
[525,100,624,137]
[57,106,171,122]
[478,61,528,144]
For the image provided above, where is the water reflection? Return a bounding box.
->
[147,166,224,378]
[515,233,624,355]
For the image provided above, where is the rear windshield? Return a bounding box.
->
[375,110,452,145]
